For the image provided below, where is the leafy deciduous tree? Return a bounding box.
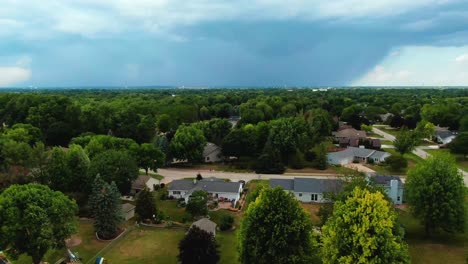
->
[170,125,207,162]
[0,184,77,264]
[406,154,466,235]
[137,143,165,174]
[239,187,317,264]
[135,188,157,222]
[322,187,410,264]
[186,190,208,217]
[178,226,220,264]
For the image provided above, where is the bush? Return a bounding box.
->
[160,183,166,189]
[160,190,169,200]
[385,155,408,172]
[153,184,160,191]
[367,158,374,165]
[219,215,235,231]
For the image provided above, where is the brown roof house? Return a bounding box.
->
[191,218,217,237]
[333,128,367,139]
[131,175,160,194]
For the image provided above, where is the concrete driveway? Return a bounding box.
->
[343,163,375,173]
[372,127,396,141]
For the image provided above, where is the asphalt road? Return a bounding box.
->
[373,126,468,186]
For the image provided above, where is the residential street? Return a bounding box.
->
[373,126,468,186]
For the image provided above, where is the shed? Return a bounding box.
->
[191,218,217,236]
[121,203,135,221]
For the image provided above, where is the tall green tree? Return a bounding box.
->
[415,120,435,139]
[0,184,77,264]
[186,190,208,217]
[170,125,207,162]
[135,188,157,222]
[66,144,90,193]
[238,187,317,264]
[405,154,465,235]
[178,226,220,264]
[44,147,72,192]
[88,176,123,239]
[449,132,468,159]
[137,143,165,174]
[322,187,410,264]
[88,150,139,195]
[394,128,417,155]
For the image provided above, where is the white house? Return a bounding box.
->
[327,147,390,165]
[369,174,404,205]
[203,143,224,163]
[131,175,160,194]
[270,178,343,203]
[434,128,456,145]
[168,178,243,204]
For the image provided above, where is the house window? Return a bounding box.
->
[206,156,210,161]
[298,193,302,197]
[397,196,400,201]
[173,191,181,195]
[311,194,318,201]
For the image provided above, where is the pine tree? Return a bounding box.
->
[88,175,123,239]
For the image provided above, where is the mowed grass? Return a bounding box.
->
[104,228,185,264]
[426,149,468,171]
[154,189,191,223]
[398,207,468,264]
[12,221,110,264]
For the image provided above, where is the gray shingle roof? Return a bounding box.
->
[121,203,135,213]
[435,130,455,140]
[169,179,242,193]
[191,218,217,235]
[270,178,343,193]
[203,142,221,157]
[270,179,294,190]
[132,175,151,190]
[328,147,389,161]
[369,174,403,188]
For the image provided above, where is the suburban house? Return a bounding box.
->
[333,128,380,148]
[191,218,217,236]
[203,142,224,163]
[270,178,343,203]
[333,128,367,140]
[369,174,404,205]
[121,203,135,220]
[327,147,390,165]
[379,113,394,123]
[131,175,160,194]
[168,178,243,204]
[434,126,457,145]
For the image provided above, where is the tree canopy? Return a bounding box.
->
[170,125,207,162]
[0,184,77,264]
[405,153,466,235]
[322,187,410,264]
[238,187,317,264]
[178,226,220,264]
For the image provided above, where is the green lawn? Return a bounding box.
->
[104,228,185,263]
[398,208,468,264]
[12,221,111,264]
[139,171,164,180]
[154,189,191,223]
[380,127,402,137]
[217,230,239,264]
[426,149,468,171]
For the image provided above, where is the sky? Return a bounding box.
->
[2,0,468,87]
